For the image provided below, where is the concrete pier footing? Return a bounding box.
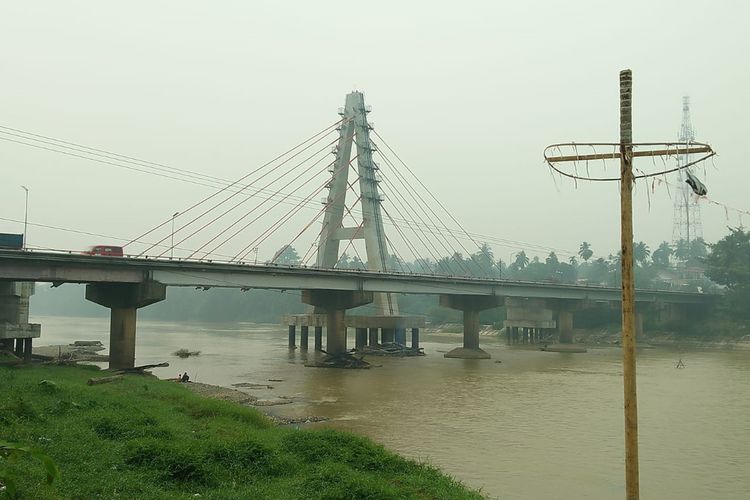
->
[283,312,426,356]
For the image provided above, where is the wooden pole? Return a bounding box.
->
[619,69,639,500]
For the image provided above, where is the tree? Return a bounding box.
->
[651,241,673,268]
[545,251,559,266]
[705,228,750,288]
[674,239,691,262]
[272,245,300,265]
[471,243,496,277]
[514,251,529,270]
[633,241,651,266]
[705,228,750,318]
[578,241,593,262]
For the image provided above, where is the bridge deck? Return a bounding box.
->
[0,250,713,304]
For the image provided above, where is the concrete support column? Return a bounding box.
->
[635,312,644,339]
[302,290,372,356]
[86,281,166,369]
[558,310,574,344]
[394,328,406,346]
[440,295,502,359]
[355,327,367,350]
[368,327,379,346]
[463,309,480,349]
[381,328,395,344]
[288,325,296,349]
[109,307,137,369]
[0,281,41,362]
[23,338,32,361]
[314,326,323,351]
[411,328,420,349]
[300,326,309,350]
[325,310,347,354]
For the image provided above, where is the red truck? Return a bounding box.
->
[84,245,124,257]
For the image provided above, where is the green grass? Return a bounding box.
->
[0,364,482,499]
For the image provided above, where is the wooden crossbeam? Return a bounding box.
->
[546,145,711,163]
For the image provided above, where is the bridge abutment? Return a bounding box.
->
[85,281,166,369]
[0,281,41,362]
[440,295,503,359]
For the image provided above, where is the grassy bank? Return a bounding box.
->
[0,364,481,499]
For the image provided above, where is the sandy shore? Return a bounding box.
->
[182,381,328,426]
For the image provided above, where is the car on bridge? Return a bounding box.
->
[84,245,124,257]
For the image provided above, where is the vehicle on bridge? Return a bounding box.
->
[84,245,124,257]
[0,233,23,249]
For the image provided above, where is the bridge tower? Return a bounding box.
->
[287,92,425,355]
[316,91,399,316]
[671,96,704,245]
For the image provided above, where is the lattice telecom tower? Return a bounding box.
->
[672,96,704,244]
[315,91,399,316]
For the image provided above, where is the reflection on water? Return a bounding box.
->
[34,315,750,499]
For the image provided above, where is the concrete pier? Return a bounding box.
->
[85,281,166,369]
[283,313,425,354]
[288,325,296,349]
[314,326,323,351]
[441,295,503,359]
[355,327,367,350]
[301,290,373,355]
[368,327,379,346]
[411,327,420,349]
[0,281,41,362]
[381,328,395,344]
[504,298,558,346]
[300,325,309,350]
[557,310,574,344]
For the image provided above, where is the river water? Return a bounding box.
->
[32,315,750,499]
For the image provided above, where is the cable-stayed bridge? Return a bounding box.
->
[0,92,713,368]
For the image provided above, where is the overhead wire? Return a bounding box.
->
[234,154,361,262]
[144,129,342,257]
[374,130,503,275]
[185,145,336,259]
[374,145,474,275]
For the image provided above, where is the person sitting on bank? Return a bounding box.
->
[181,372,190,383]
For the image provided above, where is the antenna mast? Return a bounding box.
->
[671,96,703,246]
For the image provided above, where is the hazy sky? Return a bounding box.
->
[2,1,748,264]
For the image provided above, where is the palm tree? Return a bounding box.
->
[633,241,651,266]
[546,251,559,266]
[578,242,593,262]
[514,250,529,270]
[651,241,673,267]
[674,239,690,262]
[569,256,578,267]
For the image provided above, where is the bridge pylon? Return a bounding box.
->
[316,91,398,316]
[287,91,425,356]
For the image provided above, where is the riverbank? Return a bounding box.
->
[0,364,481,499]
